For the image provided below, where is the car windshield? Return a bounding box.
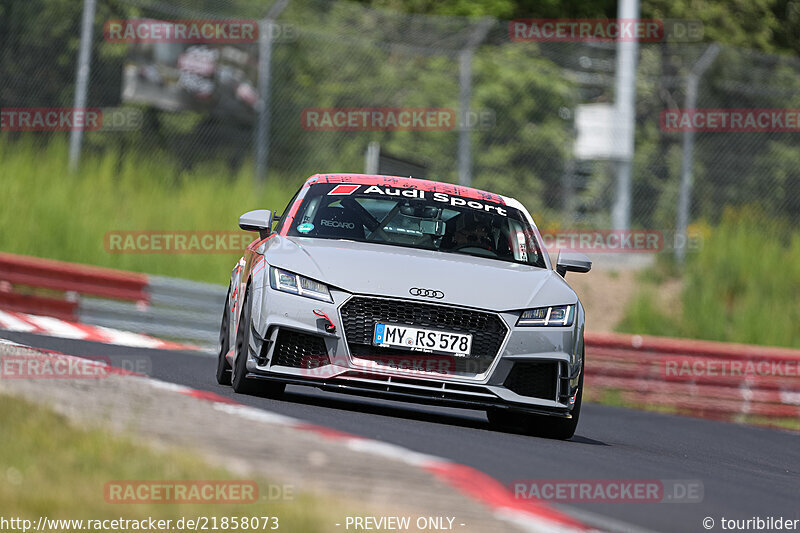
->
[285,183,546,267]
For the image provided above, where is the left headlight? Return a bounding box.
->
[517,304,574,327]
[269,267,332,302]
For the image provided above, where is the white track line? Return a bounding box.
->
[94,326,163,349]
[0,310,200,351]
[0,310,37,332]
[22,314,88,340]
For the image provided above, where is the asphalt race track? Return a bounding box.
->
[4,331,799,533]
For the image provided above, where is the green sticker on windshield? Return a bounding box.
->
[297,223,314,233]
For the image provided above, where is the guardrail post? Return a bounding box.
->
[457,17,493,187]
[675,44,720,265]
[254,0,291,184]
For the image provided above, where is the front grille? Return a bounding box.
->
[340,296,507,376]
[504,362,558,400]
[271,329,328,368]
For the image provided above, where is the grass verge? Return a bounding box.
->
[617,209,800,349]
[0,136,296,284]
[0,394,346,531]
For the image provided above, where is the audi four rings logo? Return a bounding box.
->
[409,288,445,299]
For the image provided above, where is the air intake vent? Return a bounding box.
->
[271,329,328,368]
[503,362,558,400]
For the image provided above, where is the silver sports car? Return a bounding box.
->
[216,174,591,439]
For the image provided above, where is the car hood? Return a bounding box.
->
[265,236,578,311]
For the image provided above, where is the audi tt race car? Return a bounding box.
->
[216,174,591,439]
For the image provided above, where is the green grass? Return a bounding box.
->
[615,288,684,338]
[618,208,800,349]
[0,394,348,531]
[0,136,296,284]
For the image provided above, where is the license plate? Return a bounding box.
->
[373,323,472,356]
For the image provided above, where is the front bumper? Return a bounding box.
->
[246,286,584,416]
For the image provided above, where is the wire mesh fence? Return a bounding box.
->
[1,0,798,239]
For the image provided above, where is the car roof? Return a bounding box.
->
[306,173,519,207]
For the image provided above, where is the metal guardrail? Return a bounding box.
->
[78,276,227,346]
[78,297,223,346]
[584,332,800,426]
[0,252,225,347]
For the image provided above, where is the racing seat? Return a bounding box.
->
[314,203,365,240]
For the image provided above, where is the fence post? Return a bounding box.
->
[68,0,97,172]
[364,141,380,174]
[610,0,640,231]
[254,0,290,184]
[457,17,493,187]
[675,44,720,265]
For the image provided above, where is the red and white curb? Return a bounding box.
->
[0,339,593,533]
[0,310,200,351]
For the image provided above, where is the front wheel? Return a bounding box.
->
[231,283,285,399]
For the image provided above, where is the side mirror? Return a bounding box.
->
[239,209,273,239]
[556,251,592,278]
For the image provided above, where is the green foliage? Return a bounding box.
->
[646,0,782,52]
[616,289,683,338]
[4,0,799,232]
[619,209,800,348]
[471,44,576,217]
[681,209,800,347]
[0,136,295,284]
[363,0,798,55]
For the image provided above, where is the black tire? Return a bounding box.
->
[487,361,584,440]
[231,283,285,398]
[526,370,583,440]
[215,289,232,385]
[231,284,259,394]
[528,360,586,440]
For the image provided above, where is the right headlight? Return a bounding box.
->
[517,304,574,327]
[269,267,332,302]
